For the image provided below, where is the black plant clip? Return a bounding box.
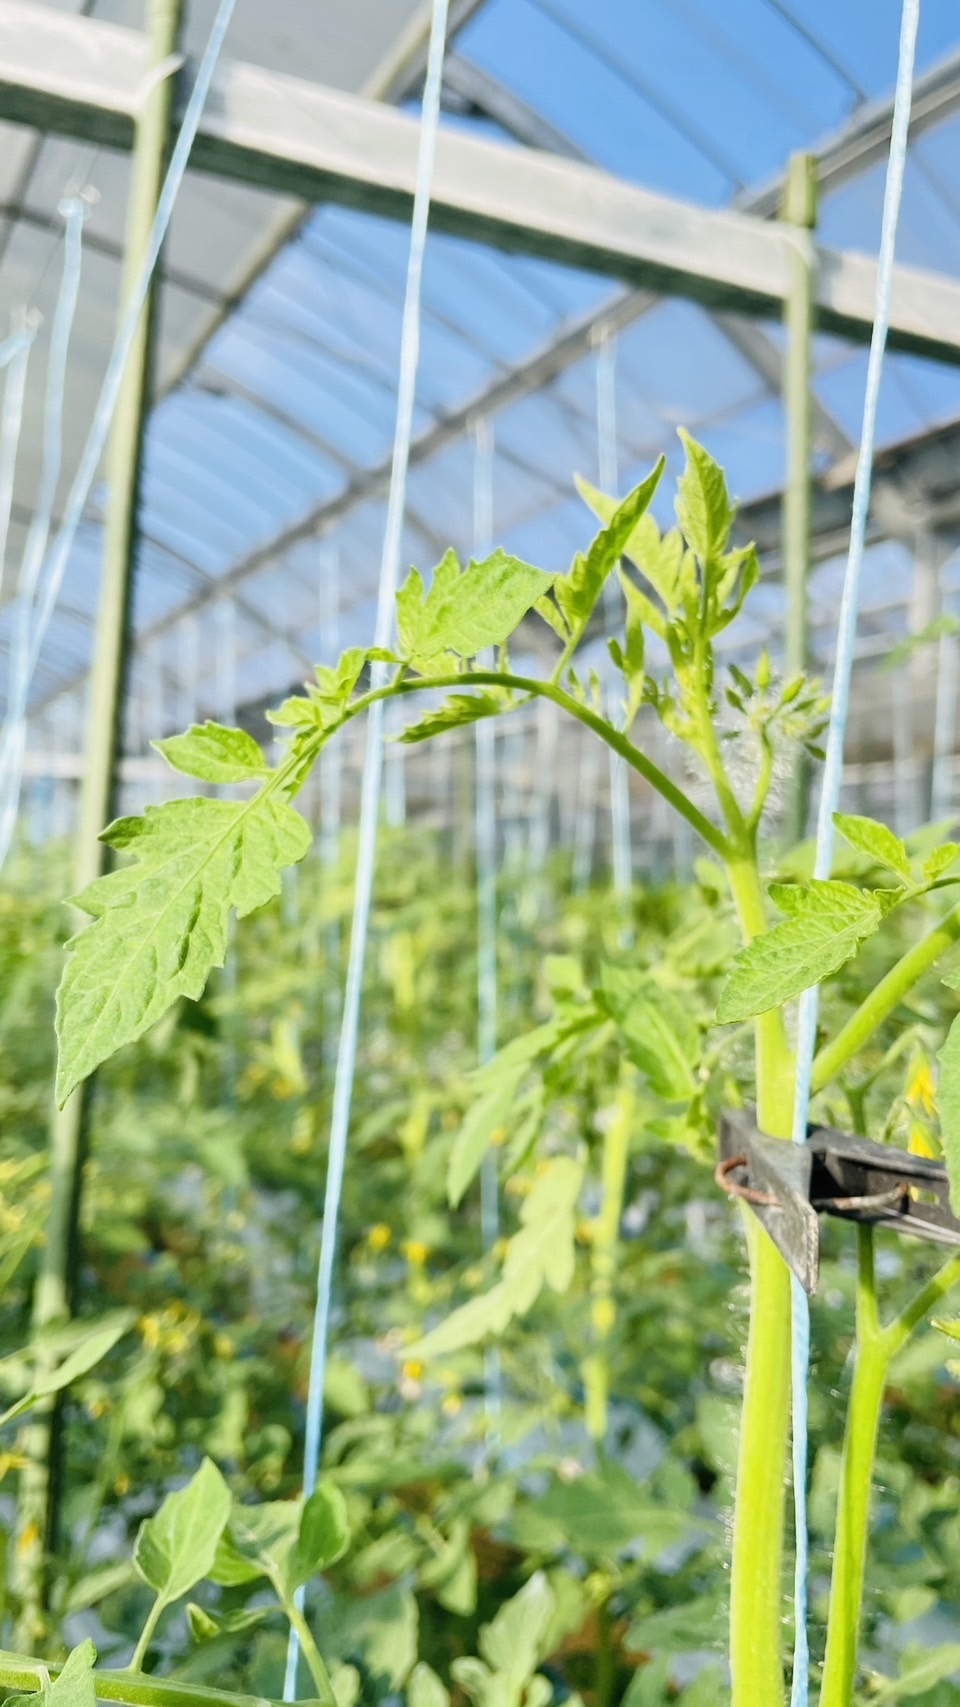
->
[717,1108,960,1296]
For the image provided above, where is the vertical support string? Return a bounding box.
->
[318,543,343,1068]
[595,330,632,923]
[0,319,37,624]
[789,5,920,1702]
[931,564,959,822]
[472,417,502,1428]
[0,201,86,870]
[283,0,451,1693]
[781,152,817,847]
[216,597,239,1108]
[572,728,600,893]
[0,0,240,796]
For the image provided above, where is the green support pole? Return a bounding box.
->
[782,152,817,846]
[13,0,184,1645]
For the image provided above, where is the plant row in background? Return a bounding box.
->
[6,440,960,1705]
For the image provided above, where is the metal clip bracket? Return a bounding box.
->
[718,1109,960,1296]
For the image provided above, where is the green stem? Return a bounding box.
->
[819,1241,960,1707]
[733,1219,793,1707]
[690,637,748,845]
[812,901,960,1092]
[818,1229,887,1707]
[0,1651,280,1707]
[281,1594,337,1707]
[129,1597,165,1675]
[725,855,795,1707]
[372,672,729,857]
[747,731,775,838]
[583,1079,632,1441]
[884,1250,960,1357]
[595,1597,616,1707]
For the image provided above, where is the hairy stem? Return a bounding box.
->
[349,671,730,856]
[819,1229,887,1707]
[812,901,960,1092]
[725,855,795,1707]
[819,1242,960,1706]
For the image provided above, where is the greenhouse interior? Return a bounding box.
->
[6,0,960,1704]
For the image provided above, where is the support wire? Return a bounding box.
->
[788,5,920,1701]
[0,320,36,619]
[0,203,85,870]
[282,0,451,1692]
[0,0,239,850]
[595,331,633,931]
[473,417,502,1427]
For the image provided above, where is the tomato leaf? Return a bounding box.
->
[833,813,911,878]
[55,794,311,1105]
[134,1458,231,1612]
[396,549,555,671]
[154,722,270,785]
[716,881,890,1022]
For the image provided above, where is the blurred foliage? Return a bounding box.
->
[2,824,960,1703]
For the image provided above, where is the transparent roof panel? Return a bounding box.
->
[1,0,960,788]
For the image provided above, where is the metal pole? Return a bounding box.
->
[14,0,184,1640]
[781,153,817,846]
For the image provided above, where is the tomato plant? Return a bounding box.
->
[8,432,960,1705]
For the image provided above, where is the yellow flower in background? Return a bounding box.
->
[906,1049,938,1157]
[139,1313,162,1350]
[592,1296,616,1335]
[906,1053,936,1116]
[403,1239,428,1268]
[367,1223,392,1252]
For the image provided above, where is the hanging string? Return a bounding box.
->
[595,329,633,932]
[573,727,600,892]
[283,0,451,1693]
[931,561,959,822]
[0,318,37,636]
[0,320,37,616]
[216,597,239,1108]
[472,417,502,1427]
[317,542,343,1068]
[384,698,407,827]
[0,0,240,849]
[0,201,86,870]
[788,5,920,1701]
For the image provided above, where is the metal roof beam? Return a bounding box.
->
[3,4,960,364]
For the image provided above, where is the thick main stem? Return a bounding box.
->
[818,1229,887,1707]
[727,855,795,1707]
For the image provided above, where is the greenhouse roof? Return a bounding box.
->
[2,0,960,753]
